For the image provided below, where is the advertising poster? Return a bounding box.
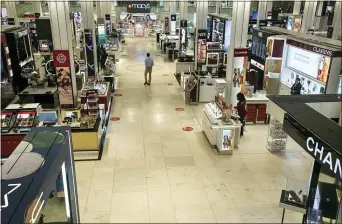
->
[84,29,95,76]
[179,20,187,52]
[164,15,169,34]
[267,39,273,56]
[265,59,282,74]
[56,67,73,106]
[223,20,232,52]
[196,29,207,66]
[98,25,106,45]
[105,14,111,35]
[286,45,331,83]
[170,14,176,35]
[232,48,248,106]
[222,129,234,151]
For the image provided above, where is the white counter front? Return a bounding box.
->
[246,93,269,104]
[201,109,242,155]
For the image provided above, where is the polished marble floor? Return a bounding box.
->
[75,37,313,223]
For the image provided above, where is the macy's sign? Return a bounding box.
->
[128,3,150,9]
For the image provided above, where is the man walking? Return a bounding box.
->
[144,53,154,85]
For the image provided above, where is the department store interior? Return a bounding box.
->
[1,1,342,223]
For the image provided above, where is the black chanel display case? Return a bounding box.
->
[267,94,342,223]
[1,127,80,224]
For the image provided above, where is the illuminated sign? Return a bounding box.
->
[127,1,150,13]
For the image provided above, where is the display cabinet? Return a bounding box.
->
[267,117,288,153]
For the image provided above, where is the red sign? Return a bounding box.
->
[234,48,248,57]
[182,127,193,131]
[53,50,70,67]
[163,74,169,76]
[175,108,185,111]
[110,117,120,121]
[167,83,173,86]
[114,93,122,97]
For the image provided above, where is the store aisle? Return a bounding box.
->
[75,37,310,223]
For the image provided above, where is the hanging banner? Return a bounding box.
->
[98,24,106,45]
[84,29,95,76]
[105,14,111,35]
[196,29,207,66]
[179,20,187,53]
[53,50,74,107]
[127,1,150,13]
[231,48,248,106]
[170,14,176,35]
[164,15,170,34]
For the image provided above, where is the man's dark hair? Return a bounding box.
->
[147,53,150,57]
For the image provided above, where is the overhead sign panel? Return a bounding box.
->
[127,1,150,13]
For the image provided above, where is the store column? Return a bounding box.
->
[4,1,18,24]
[96,1,107,45]
[293,0,302,14]
[256,1,267,27]
[216,1,222,14]
[170,1,177,35]
[194,0,208,69]
[48,1,77,108]
[331,1,341,39]
[81,1,98,76]
[225,1,251,106]
[300,1,317,34]
[179,1,187,20]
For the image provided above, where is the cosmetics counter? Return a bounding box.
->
[267,94,342,224]
[1,126,80,224]
[202,90,242,155]
[158,34,179,53]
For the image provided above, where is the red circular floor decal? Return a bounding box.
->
[175,108,185,111]
[167,83,173,85]
[110,117,120,121]
[114,93,122,97]
[163,74,169,76]
[182,127,193,131]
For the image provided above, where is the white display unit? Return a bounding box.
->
[202,106,241,154]
[267,117,288,153]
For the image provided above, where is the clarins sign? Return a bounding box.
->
[127,1,150,13]
[306,137,342,180]
[312,46,332,57]
[286,39,337,57]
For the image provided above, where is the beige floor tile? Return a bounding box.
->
[146,169,169,188]
[149,207,177,223]
[90,174,114,191]
[171,184,211,211]
[85,190,112,212]
[210,200,243,223]
[145,154,166,170]
[167,167,201,186]
[111,191,149,214]
[110,213,150,223]
[82,212,110,223]
[226,183,269,203]
[175,209,216,223]
[204,183,232,202]
[144,142,163,156]
[164,156,196,167]
[115,157,145,170]
[236,202,279,220]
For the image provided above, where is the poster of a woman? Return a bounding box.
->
[57,67,73,105]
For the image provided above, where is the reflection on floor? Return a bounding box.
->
[75,37,312,223]
[42,193,68,223]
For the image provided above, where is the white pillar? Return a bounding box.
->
[196,1,208,29]
[332,1,341,39]
[225,1,251,106]
[216,1,221,14]
[179,1,188,20]
[300,1,317,33]
[257,1,267,27]
[314,1,324,30]
[49,1,78,107]
[194,0,208,69]
[81,1,98,76]
[170,1,177,15]
[266,2,273,17]
[4,2,18,23]
[293,0,302,14]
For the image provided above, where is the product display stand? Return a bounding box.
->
[267,117,287,153]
